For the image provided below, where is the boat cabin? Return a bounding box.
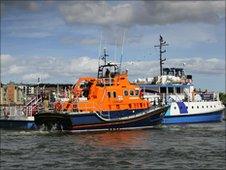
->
[54,56,150,113]
[163,68,185,77]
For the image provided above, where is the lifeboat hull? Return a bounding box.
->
[34,106,168,132]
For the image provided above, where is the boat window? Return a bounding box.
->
[192,106,194,109]
[202,106,204,108]
[186,106,188,109]
[130,90,134,96]
[168,87,174,93]
[210,106,212,108]
[124,90,128,96]
[174,107,176,109]
[206,106,208,108]
[176,87,181,93]
[160,87,166,93]
[214,105,216,108]
[135,90,139,96]
[108,92,111,98]
[113,91,117,98]
[197,106,199,109]
[129,104,132,108]
[140,103,142,107]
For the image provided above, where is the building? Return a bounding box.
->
[0,82,24,106]
[0,82,74,106]
[0,83,7,105]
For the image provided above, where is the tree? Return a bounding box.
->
[219,92,226,106]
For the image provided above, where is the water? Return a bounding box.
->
[1,122,225,169]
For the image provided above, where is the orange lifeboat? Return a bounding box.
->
[35,50,168,131]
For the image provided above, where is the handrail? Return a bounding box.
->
[95,106,162,122]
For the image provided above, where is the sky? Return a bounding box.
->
[1,1,225,92]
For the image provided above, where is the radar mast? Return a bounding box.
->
[154,35,169,76]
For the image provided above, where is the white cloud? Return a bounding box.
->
[22,73,50,81]
[59,1,225,28]
[1,54,15,65]
[124,57,225,80]
[1,54,224,84]
[8,65,26,74]
[68,57,98,74]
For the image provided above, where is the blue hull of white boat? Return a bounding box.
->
[162,111,224,124]
[0,119,37,130]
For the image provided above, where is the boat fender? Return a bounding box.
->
[55,102,62,111]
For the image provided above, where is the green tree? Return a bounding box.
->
[219,92,226,106]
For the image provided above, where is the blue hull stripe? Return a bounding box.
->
[177,102,188,114]
[162,111,223,124]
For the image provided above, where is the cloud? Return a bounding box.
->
[124,57,225,80]
[1,54,15,65]
[1,54,224,84]
[8,65,26,74]
[22,73,50,81]
[59,1,225,28]
[80,38,98,45]
[60,36,98,45]
[1,1,40,12]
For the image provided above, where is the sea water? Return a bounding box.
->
[1,121,225,169]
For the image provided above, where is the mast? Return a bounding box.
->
[98,32,102,67]
[119,30,126,72]
[102,48,109,65]
[154,35,168,76]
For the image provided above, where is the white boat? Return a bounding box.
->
[136,35,225,124]
[138,75,225,124]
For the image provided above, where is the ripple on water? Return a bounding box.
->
[1,121,226,169]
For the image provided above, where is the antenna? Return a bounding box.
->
[119,30,126,71]
[113,39,117,64]
[154,35,169,76]
[98,32,102,67]
[101,48,109,65]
